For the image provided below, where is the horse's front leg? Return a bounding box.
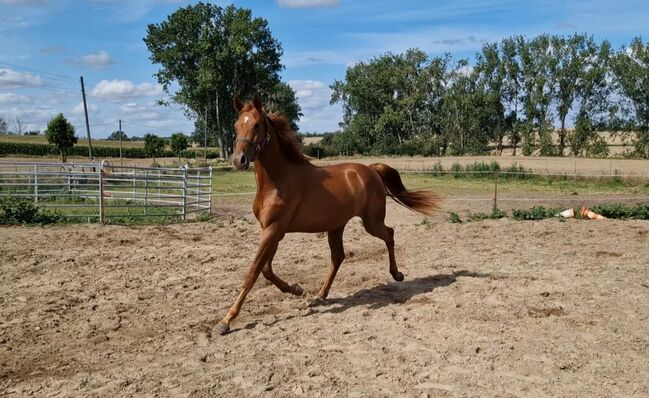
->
[216,224,284,335]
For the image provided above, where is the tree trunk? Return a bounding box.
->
[559,114,567,156]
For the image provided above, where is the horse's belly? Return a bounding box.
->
[287,193,359,233]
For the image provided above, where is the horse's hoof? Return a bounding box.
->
[291,283,304,296]
[392,271,404,282]
[215,322,230,336]
[308,296,326,307]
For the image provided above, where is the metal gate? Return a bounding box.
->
[0,161,212,223]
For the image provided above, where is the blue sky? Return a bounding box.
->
[0,0,647,138]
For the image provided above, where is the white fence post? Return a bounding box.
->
[144,170,148,215]
[208,166,213,214]
[99,161,105,224]
[182,166,188,220]
[34,164,38,204]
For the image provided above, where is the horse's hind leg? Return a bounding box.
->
[262,259,303,296]
[362,218,404,282]
[316,225,346,300]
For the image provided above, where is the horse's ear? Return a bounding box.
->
[252,94,263,112]
[234,96,243,112]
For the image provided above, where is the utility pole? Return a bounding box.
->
[215,92,221,160]
[119,119,123,166]
[80,76,93,160]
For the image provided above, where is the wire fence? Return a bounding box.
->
[0,161,212,223]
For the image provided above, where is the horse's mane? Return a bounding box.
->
[241,103,306,164]
[267,112,307,164]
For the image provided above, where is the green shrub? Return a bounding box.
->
[511,206,561,221]
[449,212,462,223]
[489,207,507,219]
[0,141,220,159]
[429,161,444,176]
[591,202,649,220]
[0,197,62,224]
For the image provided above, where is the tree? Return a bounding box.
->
[44,114,77,162]
[265,81,303,131]
[0,116,8,135]
[107,130,128,141]
[10,117,25,135]
[144,133,166,163]
[519,35,559,156]
[500,36,524,155]
[611,37,649,157]
[144,3,298,158]
[170,132,188,161]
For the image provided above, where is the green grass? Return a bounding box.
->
[211,167,649,197]
[212,169,257,194]
[401,173,649,195]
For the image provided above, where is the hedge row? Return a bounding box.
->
[0,142,220,159]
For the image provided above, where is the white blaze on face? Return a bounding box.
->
[243,116,249,123]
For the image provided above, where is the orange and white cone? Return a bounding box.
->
[558,208,575,218]
[580,207,606,220]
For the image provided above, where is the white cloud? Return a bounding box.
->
[91,79,163,100]
[0,92,32,105]
[73,50,115,69]
[71,101,97,114]
[119,102,160,120]
[289,79,342,132]
[0,68,43,88]
[276,0,340,8]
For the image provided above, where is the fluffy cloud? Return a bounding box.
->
[71,101,97,114]
[119,102,160,120]
[0,68,43,88]
[72,51,115,70]
[288,80,342,132]
[0,92,32,105]
[91,79,163,100]
[276,0,339,8]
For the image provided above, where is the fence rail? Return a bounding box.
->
[0,161,212,223]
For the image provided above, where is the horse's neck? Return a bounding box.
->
[253,138,291,190]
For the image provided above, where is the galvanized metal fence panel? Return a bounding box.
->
[0,161,212,223]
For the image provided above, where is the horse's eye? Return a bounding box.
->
[253,123,260,130]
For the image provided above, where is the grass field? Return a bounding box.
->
[211,168,649,196]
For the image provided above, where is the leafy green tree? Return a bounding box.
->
[170,132,188,161]
[107,130,128,141]
[144,133,166,163]
[611,37,649,157]
[44,113,77,162]
[0,116,8,135]
[500,36,524,155]
[144,3,297,158]
[519,35,559,155]
[265,81,303,131]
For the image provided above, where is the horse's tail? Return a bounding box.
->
[369,163,441,215]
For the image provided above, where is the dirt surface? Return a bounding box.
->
[1,203,649,397]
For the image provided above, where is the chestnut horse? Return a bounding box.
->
[215,95,439,335]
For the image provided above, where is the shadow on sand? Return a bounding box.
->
[230,270,491,334]
[312,270,491,315]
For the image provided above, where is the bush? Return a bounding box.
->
[511,206,561,221]
[0,197,61,224]
[591,202,649,220]
[0,141,220,159]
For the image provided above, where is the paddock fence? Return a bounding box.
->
[0,161,212,223]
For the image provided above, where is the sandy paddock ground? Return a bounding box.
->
[1,203,649,397]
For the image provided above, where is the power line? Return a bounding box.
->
[0,60,77,84]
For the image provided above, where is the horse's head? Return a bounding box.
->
[232,95,270,170]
